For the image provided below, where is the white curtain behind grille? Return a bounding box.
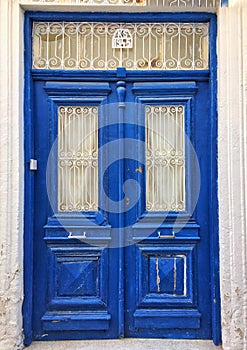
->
[145,105,185,211]
[58,106,98,212]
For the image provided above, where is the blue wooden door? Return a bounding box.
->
[30,77,214,341]
[124,81,212,339]
[24,13,220,345]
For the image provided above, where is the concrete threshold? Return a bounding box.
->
[28,339,222,350]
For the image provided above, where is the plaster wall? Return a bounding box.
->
[0,0,246,349]
[218,1,247,349]
[0,0,24,349]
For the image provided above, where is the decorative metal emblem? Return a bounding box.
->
[112,28,133,49]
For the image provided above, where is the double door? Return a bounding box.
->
[30,75,213,341]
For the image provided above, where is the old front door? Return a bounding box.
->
[24,12,219,344]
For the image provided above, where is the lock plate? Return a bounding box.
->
[30,159,37,171]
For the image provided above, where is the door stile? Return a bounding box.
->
[116,80,127,337]
[208,16,221,345]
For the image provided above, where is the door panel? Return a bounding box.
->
[32,78,212,340]
[33,81,121,339]
[124,81,211,338]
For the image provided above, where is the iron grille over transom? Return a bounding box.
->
[32,22,209,70]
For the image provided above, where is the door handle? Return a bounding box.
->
[157,231,175,239]
[68,231,87,239]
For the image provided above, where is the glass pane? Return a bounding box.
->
[58,106,98,212]
[32,22,209,70]
[145,105,185,211]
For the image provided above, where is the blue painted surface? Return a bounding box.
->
[221,0,228,6]
[23,13,34,346]
[25,11,216,22]
[209,16,222,346]
[23,12,221,345]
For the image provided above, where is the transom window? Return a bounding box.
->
[32,22,209,70]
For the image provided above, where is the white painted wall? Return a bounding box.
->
[0,0,24,349]
[0,0,246,349]
[218,1,247,349]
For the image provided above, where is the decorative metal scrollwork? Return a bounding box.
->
[32,22,209,70]
[145,105,185,212]
[58,106,98,212]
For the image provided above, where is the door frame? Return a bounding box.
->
[22,11,220,346]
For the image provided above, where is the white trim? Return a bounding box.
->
[0,0,24,348]
[19,1,219,12]
[218,1,247,349]
[19,5,219,12]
